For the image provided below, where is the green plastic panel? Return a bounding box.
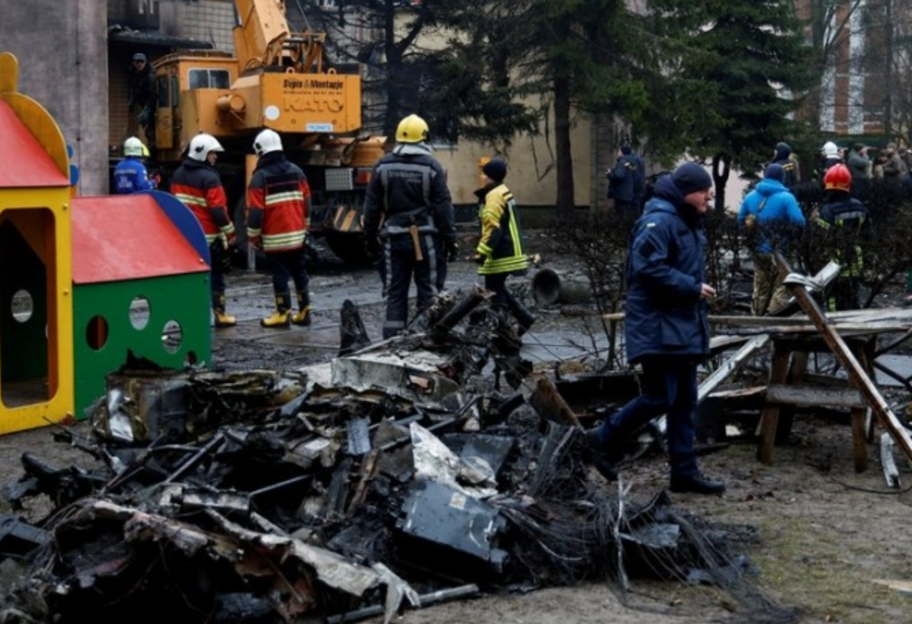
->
[72,273,211,419]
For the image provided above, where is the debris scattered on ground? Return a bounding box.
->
[0,293,789,624]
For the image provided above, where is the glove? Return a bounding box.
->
[474,254,487,266]
[446,240,459,263]
[225,231,237,248]
[249,235,262,250]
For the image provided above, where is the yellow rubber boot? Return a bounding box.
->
[292,291,311,326]
[261,292,291,328]
[212,294,237,328]
[292,305,311,326]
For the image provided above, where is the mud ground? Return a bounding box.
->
[2,251,912,624]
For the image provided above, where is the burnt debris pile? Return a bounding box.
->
[0,293,785,624]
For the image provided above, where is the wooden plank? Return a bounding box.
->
[529,377,583,430]
[765,384,866,409]
[722,322,911,336]
[698,335,770,402]
[774,252,912,465]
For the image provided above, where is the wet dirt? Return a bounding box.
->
[2,254,912,624]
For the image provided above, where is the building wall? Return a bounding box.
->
[159,0,236,54]
[0,0,109,195]
[435,115,593,208]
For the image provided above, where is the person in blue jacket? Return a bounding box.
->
[737,164,806,315]
[113,136,157,194]
[607,145,642,217]
[586,162,725,495]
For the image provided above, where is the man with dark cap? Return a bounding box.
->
[474,158,534,335]
[737,164,806,315]
[607,145,643,217]
[128,52,156,154]
[586,162,725,495]
[771,142,797,190]
[847,143,872,198]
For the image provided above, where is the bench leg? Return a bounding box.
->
[758,345,792,464]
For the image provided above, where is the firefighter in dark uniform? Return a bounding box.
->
[474,158,535,335]
[246,129,313,328]
[171,133,237,328]
[363,114,456,339]
[815,164,869,311]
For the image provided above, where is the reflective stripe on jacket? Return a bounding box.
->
[362,143,455,244]
[246,153,310,252]
[475,183,529,275]
[171,158,234,244]
[815,196,868,277]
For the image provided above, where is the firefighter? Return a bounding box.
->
[246,129,313,328]
[815,164,869,311]
[171,133,237,328]
[474,158,534,335]
[113,137,157,194]
[362,114,456,339]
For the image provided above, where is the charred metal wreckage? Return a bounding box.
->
[0,290,782,624]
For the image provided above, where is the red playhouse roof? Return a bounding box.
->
[71,195,209,284]
[0,100,70,188]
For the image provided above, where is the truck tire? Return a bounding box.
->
[322,194,369,266]
[324,229,369,266]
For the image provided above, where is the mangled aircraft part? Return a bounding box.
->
[325,583,479,624]
[0,515,49,558]
[346,416,372,456]
[340,299,371,356]
[880,433,901,489]
[331,352,462,409]
[429,286,491,343]
[397,480,508,575]
[410,423,497,498]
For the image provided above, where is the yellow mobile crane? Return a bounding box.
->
[151,0,384,263]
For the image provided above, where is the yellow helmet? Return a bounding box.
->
[396,114,429,144]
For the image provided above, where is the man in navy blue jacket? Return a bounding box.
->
[587,162,725,495]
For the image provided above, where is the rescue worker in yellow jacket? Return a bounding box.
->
[246,129,313,328]
[474,158,535,335]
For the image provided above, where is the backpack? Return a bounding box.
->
[744,197,768,229]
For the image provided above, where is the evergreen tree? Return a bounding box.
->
[647,1,814,209]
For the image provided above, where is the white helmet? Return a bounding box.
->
[188,133,224,162]
[124,136,147,157]
[821,141,839,158]
[253,129,283,156]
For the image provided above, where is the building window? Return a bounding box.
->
[188,68,230,89]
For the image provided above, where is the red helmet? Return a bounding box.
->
[824,163,852,191]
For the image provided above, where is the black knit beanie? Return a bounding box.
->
[671,162,712,195]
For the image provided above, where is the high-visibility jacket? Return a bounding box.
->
[170,158,234,244]
[246,153,310,252]
[815,195,868,277]
[475,183,529,276]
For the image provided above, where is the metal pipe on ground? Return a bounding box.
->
[531,268,592,305]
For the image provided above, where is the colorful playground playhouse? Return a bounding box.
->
[0,51,213,435]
